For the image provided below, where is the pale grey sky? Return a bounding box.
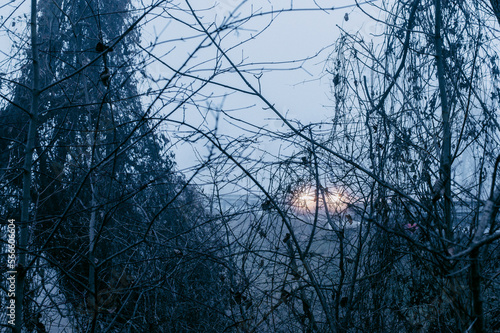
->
[0,0,385,182]
[139,0,385,174]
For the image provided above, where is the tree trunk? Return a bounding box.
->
[16,0,40,331]
[83,60,99,332]
[434,0,453,241]
[470,248,484,333]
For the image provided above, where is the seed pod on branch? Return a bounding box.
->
[100,68,111,87]
[95,41,113,53]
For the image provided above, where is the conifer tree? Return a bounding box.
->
[1,1,228,331]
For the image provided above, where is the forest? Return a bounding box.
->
[1,0,500,332]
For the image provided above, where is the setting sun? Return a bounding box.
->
[292,187,348,213]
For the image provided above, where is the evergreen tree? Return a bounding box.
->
[1,0,228,331]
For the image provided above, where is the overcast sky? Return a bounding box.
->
[0,0,385,187]
[141,0,385,175]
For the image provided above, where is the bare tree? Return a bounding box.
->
[3,0,500,332]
